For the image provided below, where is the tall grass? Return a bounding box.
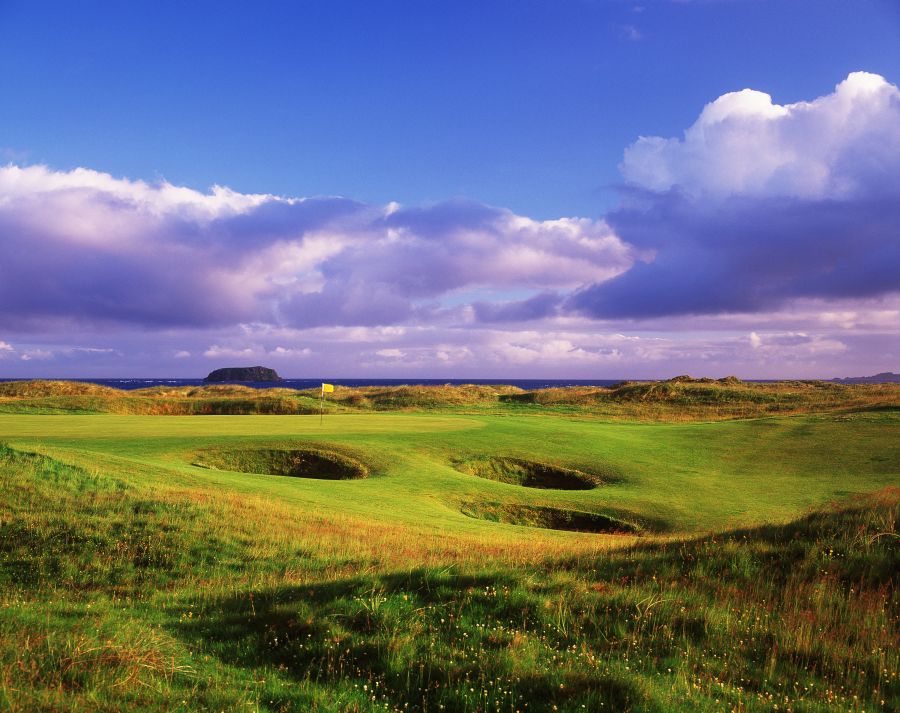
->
[1,440,896,711]
[1,378,896,420]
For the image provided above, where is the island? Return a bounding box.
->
[204,366,283,382]
[832,372,900,384]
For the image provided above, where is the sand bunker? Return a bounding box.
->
[193,447,368,480]
[454,456,601,490]
[460,501,638,534]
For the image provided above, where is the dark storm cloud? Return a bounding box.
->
[567,192,900,318]
[473,292,562,323]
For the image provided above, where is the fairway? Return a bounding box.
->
[0,413,485,438]
[2,410,896,536]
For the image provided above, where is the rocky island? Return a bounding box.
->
[204,366,283,382]
[832,372,900,384]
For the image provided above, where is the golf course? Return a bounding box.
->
[1,380,897,711]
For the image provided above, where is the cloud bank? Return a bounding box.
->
[570,72,900,319]
[1,72,898,377]
[0,165,630,331]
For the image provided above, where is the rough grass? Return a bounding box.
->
[0,441,895,711]
[0,379,122,398]
[0,380,321,415]
[0,405,897,711]
[2,377,896,421]
[503,378,900,420]
[323,384,526,410]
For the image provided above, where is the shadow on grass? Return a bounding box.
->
[170,568,650,711]
[167,489,897,712]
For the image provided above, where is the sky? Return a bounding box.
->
[0,0,899,379]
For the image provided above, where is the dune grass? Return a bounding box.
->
[0,377,896,421]
[0,395,897,711]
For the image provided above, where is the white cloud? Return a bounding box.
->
[203,345,256,359]
[20,349,52,361]
[487,336,617,365]
[271,346,311,357]
[621,72,900,199]
[0,164,271,222]
[621,24,642,41]
[63,347,120,356]
[202,344,312,359]
[574,72,900,321]
[742,332,848,361]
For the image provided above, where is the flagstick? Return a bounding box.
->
[319,388,324,426]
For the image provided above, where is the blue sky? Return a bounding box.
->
[5,0,899,218]
[1,1,899,378]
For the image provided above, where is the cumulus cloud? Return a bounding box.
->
[280,202,630,328]
[620,72,900,200]
[0,165,631,332]
[570,72,900,319]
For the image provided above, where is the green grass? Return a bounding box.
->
[0,393,898,711]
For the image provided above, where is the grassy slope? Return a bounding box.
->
[1,411,896,533]
[0,402,898,711]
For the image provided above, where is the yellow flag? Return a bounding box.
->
[321,383,335,393]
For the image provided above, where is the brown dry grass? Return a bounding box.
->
[0,377,896,421]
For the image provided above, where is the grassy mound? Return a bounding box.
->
[504,379,899,420]
[0,383,320,415]
[0,444,232,592]
[322,383,526,410]
[1,378,897,420]
[0,379,123,398]
[605,376,886,407]
[193,446,369,480]
[460,501,641,533]
[130,384,300,398]
[454,455,601,489]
